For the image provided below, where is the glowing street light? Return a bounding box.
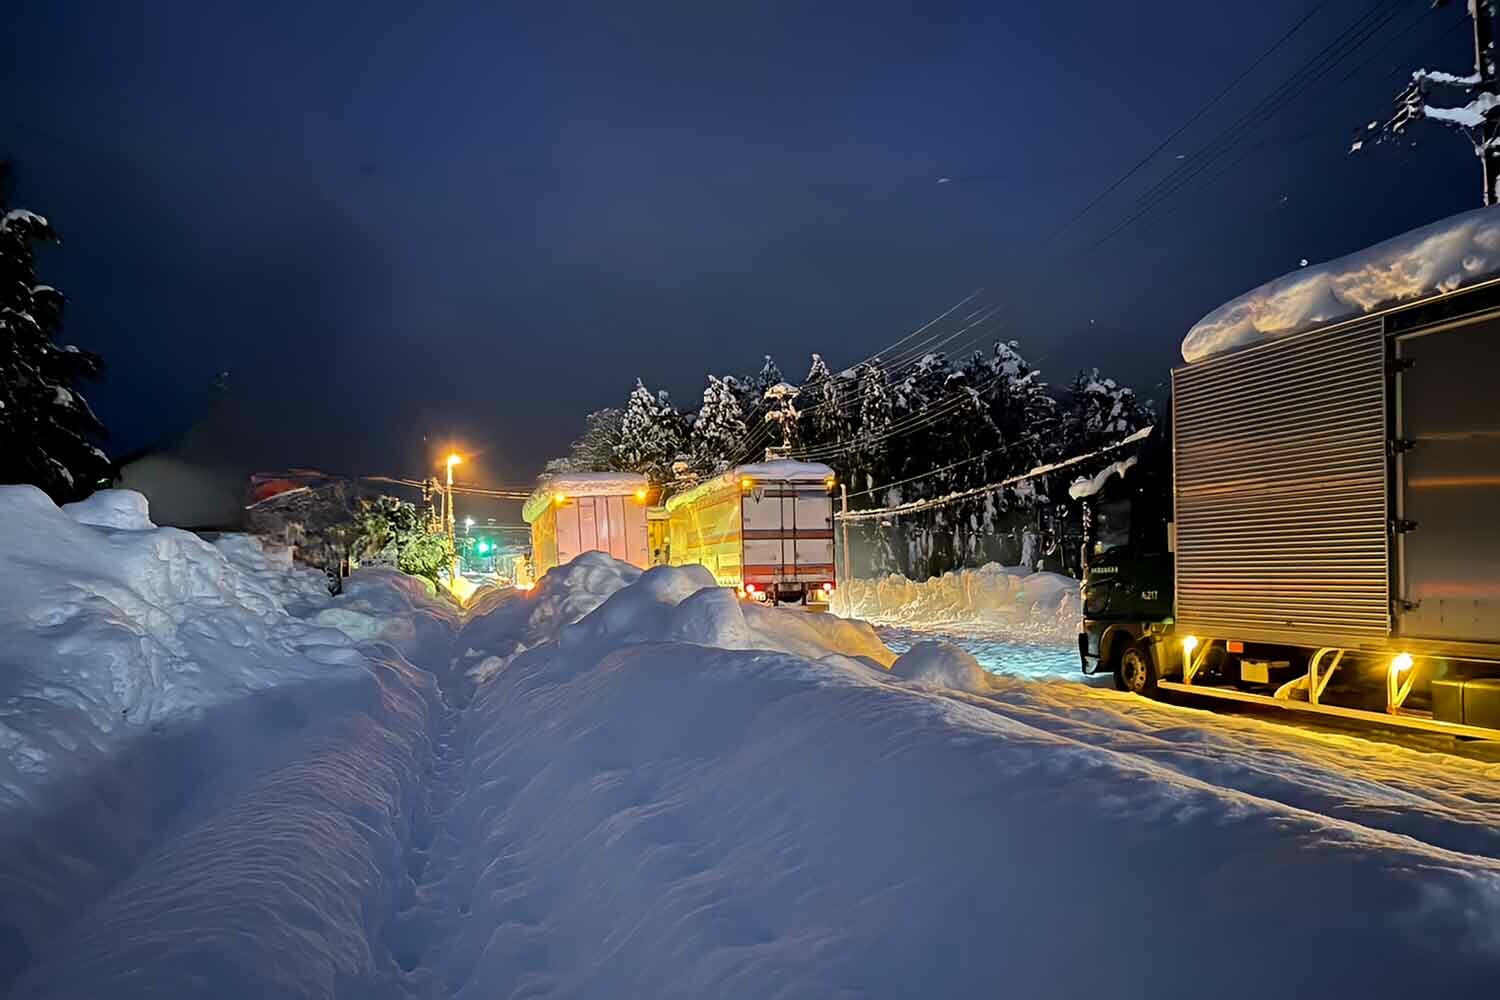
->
[442,451,465,581]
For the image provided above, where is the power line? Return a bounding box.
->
[1078,0,1407,255]
[1039,1,1331,249]
[836,427,1154,523]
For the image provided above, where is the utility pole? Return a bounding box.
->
[444,453,463,581]
[1471,0,1500,204]
[1374,1,1500,205]
[839,483,851,588]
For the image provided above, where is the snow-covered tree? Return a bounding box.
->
[0,175,110,502]
[1060,368,1151,455]
[614,380,687,485]
[800,353,851,451]
[762,380,801,452]
[753,355,783,397]
[690,375,747,475]
[966,339,1057,470]
[545,407,624,474]
[851,360,894,492]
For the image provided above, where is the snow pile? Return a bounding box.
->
[212,533,331,615]
[312,568,459,660]
[889,640,990,693]
[411,564,1500,997]
[0,485,376,810]
[60,489,155,530]
[835,563,1080,637]
[457,552,894,684]
[457,551,645,682]
[1184,204,1500,363]
[6,626,443,1000]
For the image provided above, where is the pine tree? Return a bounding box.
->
[614,380,687,485]
[852,360,893,493]
[799,353,850,452]
[690,375,747,475]
[1060,368,1151,455]
[754,355,783,397]
[967,339,1057,471]
[0,172,110,502]
[545,407,625,473]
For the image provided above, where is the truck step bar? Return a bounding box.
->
[1155,680,1500,741]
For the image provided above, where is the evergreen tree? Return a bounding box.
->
[558,407,624,472]
[690,375,747,475]
[753,355,783,397]
[967,339,1057,471]
[614,380,687,485]
[799,353,850,452]
[852,360,893,493]
[0,173,110,502]
[1060,368,1151,455]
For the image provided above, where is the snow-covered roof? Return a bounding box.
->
[1183,204,1500,364]
[665,459,834,512]
[522,472,649,523]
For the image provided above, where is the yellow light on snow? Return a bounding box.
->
[1182,635,1199,653]
[1390,652,1414,675]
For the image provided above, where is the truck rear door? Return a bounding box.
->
[741,481,835,589]
[1396,313,1500,643]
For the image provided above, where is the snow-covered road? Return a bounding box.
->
[4,493,1500,998]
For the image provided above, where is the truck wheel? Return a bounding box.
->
[1115,640,1158,696]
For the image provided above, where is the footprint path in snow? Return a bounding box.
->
[383,685,472,995]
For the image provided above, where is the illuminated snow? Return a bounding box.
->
[1184,204,1500,363]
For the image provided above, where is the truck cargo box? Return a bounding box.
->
[1172,284,1500,659]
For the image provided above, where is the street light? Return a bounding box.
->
[443,452,464,580]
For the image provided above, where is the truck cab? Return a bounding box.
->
[1076,427,1174,686]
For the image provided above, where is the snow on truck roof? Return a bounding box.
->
[1183,204,1500,364]
[522,472,649,523]
[664,459,835,512]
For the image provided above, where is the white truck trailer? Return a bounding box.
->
[523,473,651,576]
[1079,206,1500,738]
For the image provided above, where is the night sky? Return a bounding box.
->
[1,0,1480,491]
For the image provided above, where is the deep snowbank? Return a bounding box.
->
[1184,203,1500,363]
[0,486,458,996]
[404,557,1500,998]
[834,563,1079,637]
[9,533,1500,998]
[0,487,388,811]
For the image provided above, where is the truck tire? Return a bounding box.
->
[1115,640,1158,696]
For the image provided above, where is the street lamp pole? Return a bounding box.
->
[445,453,463,579]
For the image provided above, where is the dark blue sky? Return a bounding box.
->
[1,0,1479,487]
